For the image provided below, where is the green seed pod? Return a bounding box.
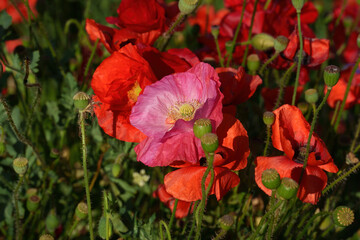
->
[263,111,275,126]
[193,118,212,139]
[261,169,281,190]
[46,212,59,233]
[98,216,113,239]
[324,65,340,88]
[251,33,275,51]
[291,0,304,11]
[26,188,38,198]
[297,102,309,114]
[333,206,354,227]
[13,157,28,176]
[218,214,234,231]
[211,25,219,39]
[26,195,40,212]
[39,234,54,240]
[178,0,198,15]
[276,178,299,200]
[247,54,260,72]
[75,202,88,220]
[200,133,219,153]
[112,163,121,177]
[73,92,90,110]
[274,36,289,52]
[305,89,319,104]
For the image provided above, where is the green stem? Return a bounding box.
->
[104,191,110,240]
[263,126,271,156]
[160,220,172,240]
[250,200,283,240]
[300,88,332,183]
[264,0,272,10]
[350,118,360,152]
[259,52,279,76]
[334,55,360,131]
[226,0,246,67]
[14,175,24,240]
[291,10,304,106]
[158,13,185,51]
[67,219,79,239]
[296,212,329,240]
[83,38,99,88]
[213,229,227,240]
[169,199,178,230]
[241,0,259,67]
[321,223,334,238]
[273,63,296,110]
[194,153,215,240]
[265,191,277,240]
[354,144,360,154]
[214,37,224,67]
[330,101,341,126]
[79,111,94,240]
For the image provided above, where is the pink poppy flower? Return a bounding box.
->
[130,62,223,167]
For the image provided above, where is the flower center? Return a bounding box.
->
[127,81,142,103]
[166,100,202,125]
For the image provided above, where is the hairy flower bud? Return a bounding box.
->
[261,169,281,190]
[251,33,275,51]
[112,163,121,177]
[333,206,354,227]
[274,36,289,52]
[193,118,212,139]
[200,133,219,153]
[324,65,340,87]
[73,92,90,110]
[277,178,299,200]
[46,212,59,233]
[178,0,198,15]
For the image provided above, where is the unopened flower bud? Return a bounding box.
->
[98,216,113,239]
[112,163,121,177]
[247,54,260,72]
[200,133,219,153]
[277,178,299,200]
[75,202,88,220]
[218,214,234,231]
[73,92,90,110]
[178,0,198,15]
[333,206,354,227]
[193,118,212,139]
[324,65,340,87]
[263,111,275,126]
[261,169,281,190]
[27,195,40,212]
[305,89,318,104]
[297,102,309,114]
[211,25,219,39]
[39,234,54,240]
[251,33,275,51]
[13,157,28,176]
[291,0,304,11]
[46,212,59,233]
[274,36,289,52]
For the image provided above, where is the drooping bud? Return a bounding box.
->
[200,133,219,153]
[75,202,88,220]
[193,118,212,139]
[27,195,40,212]
[98,216,113,239]
[274,36,289,53]
[291,0,305,11]
[251,33,275,51]
[73,92,90,110]
[297,102,309,114]
[324,65,340,88]
[218,214,234,231]
[211,25,219,39]
[305,89,319,104]
[112,163,121,177]
[13,157,28,176]
[247,54,260,72]
[46,212,59,233]
[178,0,198,15]
[276,178,299,200]
[261,169,281,190]
[333,206,354,227]
[39,234,54,240]
[263,111,275,126]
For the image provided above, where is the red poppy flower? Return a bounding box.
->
[216,66,262,105]
[326,64,360,109]
[106,0,166,34]
[261,86,304,111]
[164,114,250,202]
[153,184,193,219]
[91,44,195,142]
[1,0,37,24]
[255,105,338,204]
